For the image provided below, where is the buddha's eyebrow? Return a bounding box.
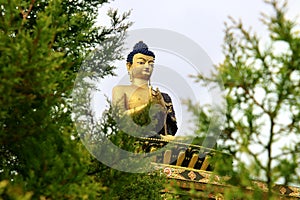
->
[136,57,146,61]
[136,57,154,62]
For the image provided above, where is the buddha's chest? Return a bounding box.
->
[127,88,150,109]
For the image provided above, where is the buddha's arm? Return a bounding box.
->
[124,104,148,115]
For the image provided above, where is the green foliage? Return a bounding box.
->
[0,0,131,198]
[189,0,300,198]
[80,105,165,200]
[93,164,165,200]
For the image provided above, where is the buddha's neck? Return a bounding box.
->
[131,78,149,88]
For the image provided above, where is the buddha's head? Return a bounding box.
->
[126,41,155,82]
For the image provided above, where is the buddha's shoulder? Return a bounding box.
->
[112,85,131,91]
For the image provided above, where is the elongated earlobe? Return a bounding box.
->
[128,71,133,82]
[126,62,131,71]
[126,62,132,82]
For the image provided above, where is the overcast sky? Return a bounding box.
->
[98,0,300,63]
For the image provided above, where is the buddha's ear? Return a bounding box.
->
[126,62,132,71]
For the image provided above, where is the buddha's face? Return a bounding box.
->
[127,53,154,81]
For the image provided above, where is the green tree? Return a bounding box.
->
[189,0,299,198]
[0,0,131,198]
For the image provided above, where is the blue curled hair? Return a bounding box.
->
[126,41,155,64]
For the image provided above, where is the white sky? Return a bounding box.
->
[98,0,300,63]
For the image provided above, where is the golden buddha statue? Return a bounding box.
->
[112,41,177,139]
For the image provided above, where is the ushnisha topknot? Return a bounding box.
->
[133,41,148,50]
[126,41,155,64]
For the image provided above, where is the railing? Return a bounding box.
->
[135,137,300,200]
